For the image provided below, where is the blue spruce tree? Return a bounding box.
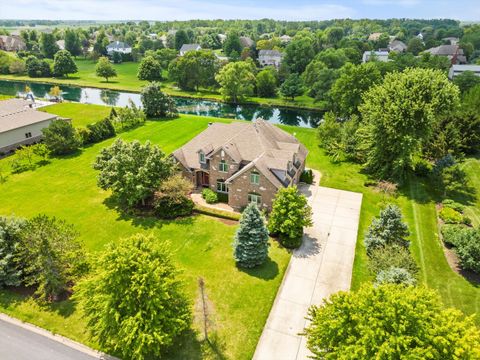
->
[233,203,269,268]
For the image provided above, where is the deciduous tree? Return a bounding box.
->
[95,56,117,82]
[137,55,162,81]
[74,234,191,360]
[141,82,178,118]
[42,120,81,155]
[53,50,78,77]
[215,60,255,103]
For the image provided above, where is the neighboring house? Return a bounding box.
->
[0,35,26,52]
[362,50,390,63]
[159,34,168,47]
[217,34,227,43]
[448,64,480,79]
[148,33,158,40]
[424,45,467,64]
[0,99,59,154]
[106,41,132,55]
[279,34,292,43]
[240,36,255,48]
[56,39,65,50]
[388,39,407,52]
[172,119,308,211]
[258,49,283,68]
[179,43,202,56]
[443,37,459,45]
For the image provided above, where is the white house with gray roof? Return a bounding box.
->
[258,50,283,68]
[106,41,132,55]
[0,99,59,155]
[448,64,480,79]
[179,44,202,56]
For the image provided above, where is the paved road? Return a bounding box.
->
[0,318,98,360]
[253,183,363,360]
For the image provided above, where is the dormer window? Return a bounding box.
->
[288,161,293,172]
[250,170,260,185]
[219,160,228,172]
[199,151,206,164]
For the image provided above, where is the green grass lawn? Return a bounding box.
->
[0,58,322,110]
[284,126,480,324]
[0,113,290,360]
[40,102,112,127]
[0,102,479,358]
[461,157,480,227]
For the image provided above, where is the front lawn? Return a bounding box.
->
[0,114,290,360]
[40,102,112,127]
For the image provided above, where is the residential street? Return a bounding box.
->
[0,318,99,360]
[253,180,363,360]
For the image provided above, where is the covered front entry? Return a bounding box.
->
[196,171,210,187]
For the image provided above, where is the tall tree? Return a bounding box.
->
[53,50,78,77]
[233,203,269,268]
[19,215,86,302]
[42,120,81,155]
[40,32,59,58]
[95,56,117,82]
[283,37,315,74]
[168,50,218,91]
[215,60,255,103]
[174,29,190,50]
[305,284,480,359]
[74,234,191,360]
[141,82,178,118]
[137,55,162,81]
[255,67,277,97]
[93,139,175,206]
[0,216,27,288]
[64,29,81,56]
[407,37,424,55]
[359,68,459,181]
[280,73,304,100]
[268,186,313,248]
[223,31,242,58]
[330,62,382,117]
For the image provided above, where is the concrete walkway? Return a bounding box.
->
[253,184,363,360]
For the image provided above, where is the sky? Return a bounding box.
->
[0,0,479,22]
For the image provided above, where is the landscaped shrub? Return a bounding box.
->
[233,203,269,268]
[368,244,418,276]
[42,120,81,155]
[454,228,480,273]
[85,118,116,144]
[141,82,178,118]
[77,127,92,144]
[364,204,410,254]
[439,207,463,224]
[300,169,314,184]
[441,224,466,247]
[193,205,241,221]
[375,267,416,286]
[25,56,51,78]
[442,199,465,213]
[153,175,194,219]
[202,188,218,204]
[111,100,146,131]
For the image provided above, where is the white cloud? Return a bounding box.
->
[0,0,356,21]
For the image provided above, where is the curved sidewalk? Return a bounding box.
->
[253,184,363,360]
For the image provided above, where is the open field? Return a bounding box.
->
[0,102,478,359]
[0,58,321,110]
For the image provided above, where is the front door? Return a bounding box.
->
[196,171,209,187]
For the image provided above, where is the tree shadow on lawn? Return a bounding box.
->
[102,195,195,230]
[50,148,84,160]
[165,329,228,360]
[238,256,279,281]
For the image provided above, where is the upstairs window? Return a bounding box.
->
[219,160,228,172]
[25,132,32,139]
[250,171,260,185]
[199,151,206,164]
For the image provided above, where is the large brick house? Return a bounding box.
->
[172,120,308,211]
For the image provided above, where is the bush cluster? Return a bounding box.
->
[300,169,314,184]
[442,225,480,273]
[439,200,471,225]
[79,118,116,145]
[202,188,218,204]
[153,175,194,219]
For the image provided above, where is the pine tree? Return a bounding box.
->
[365,204,410,254]
[233,203,269,268]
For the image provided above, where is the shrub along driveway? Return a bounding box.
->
[253,183,363,360]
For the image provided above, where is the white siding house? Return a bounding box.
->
[448,64,480,79]
[362,50,390,63]
[258,50,283,68]
[0,99,59,154]
[106,41,132,55]
[179,44,202,56]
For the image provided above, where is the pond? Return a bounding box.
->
[0,79,323,128]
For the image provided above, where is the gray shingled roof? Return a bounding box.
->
[0,99,57,134]
[179,44,201,52]
[425,45,463,56]
[258,49,283,57]
[173,119,308,189]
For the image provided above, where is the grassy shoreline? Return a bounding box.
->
[0,58,325,111]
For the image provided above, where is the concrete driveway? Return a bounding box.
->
[253,183,363,360]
